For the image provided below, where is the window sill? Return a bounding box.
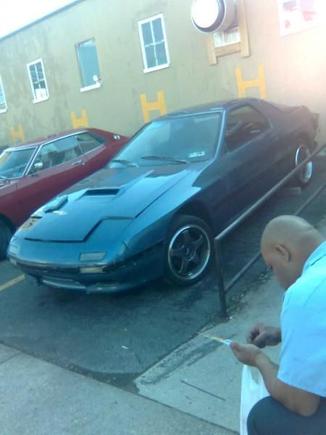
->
[32,96,49,104]
[143,63,170,74]
[214,42,241,58]
[80,83,102,93]
[0,107,8,114]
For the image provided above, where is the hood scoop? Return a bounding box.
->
[44,196,68,213]
[83,188,120,196]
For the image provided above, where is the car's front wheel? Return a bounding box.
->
[294,142,313,187]
[164,215,213,286]
[0,220,12,260]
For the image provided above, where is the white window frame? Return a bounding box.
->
[76,38,102,92]
[80,82,101,93]
[0,76,7,114]
[27,58,49,104]
[138,13,170,73]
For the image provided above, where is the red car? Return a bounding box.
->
[0,128,128,258]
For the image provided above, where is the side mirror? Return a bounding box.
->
[33,161,44,171]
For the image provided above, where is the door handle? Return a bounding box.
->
[71,160,85,166]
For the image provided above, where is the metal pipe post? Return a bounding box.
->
[214,239,228,318]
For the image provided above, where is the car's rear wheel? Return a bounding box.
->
[0,220,12,260]
[164,215,213,286]
[294,142,313,187]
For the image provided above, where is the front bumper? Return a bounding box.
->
[9,244,164,293]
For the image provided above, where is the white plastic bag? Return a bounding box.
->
[240,365,269,435]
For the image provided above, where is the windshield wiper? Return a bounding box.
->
[141,155,188,164]
[111,159,138,167]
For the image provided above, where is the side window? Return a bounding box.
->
[31,143,60,173]
[31,137,82,173]
[76,133,104,154]
[225,105,270,151]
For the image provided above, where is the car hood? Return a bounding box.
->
[24,165,190,242]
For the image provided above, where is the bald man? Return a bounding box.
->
[231,216,326,435]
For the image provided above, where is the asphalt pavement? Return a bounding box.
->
[0,155,326,434]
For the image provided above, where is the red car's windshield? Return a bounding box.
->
[0,147,36,179]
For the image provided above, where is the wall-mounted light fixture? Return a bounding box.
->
[191,0,237,33]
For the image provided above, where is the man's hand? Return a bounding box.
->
[247,323,281,348]
[230,341,320,416]
[230,342,263,367]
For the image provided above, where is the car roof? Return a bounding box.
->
[4,128,95,151]
[161,98,265,118]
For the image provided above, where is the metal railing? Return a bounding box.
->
[214,143,326,318]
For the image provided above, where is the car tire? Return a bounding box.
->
[0,220,12,260]
[294,141,313,187]
[164,214,213,286]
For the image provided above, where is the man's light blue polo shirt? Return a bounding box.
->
[278,241,326,397]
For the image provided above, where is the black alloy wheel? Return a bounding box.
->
[294,142,313,187]
[165,214,213,286]
[0,220,12,260]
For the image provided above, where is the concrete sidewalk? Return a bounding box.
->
[0,344,222,435]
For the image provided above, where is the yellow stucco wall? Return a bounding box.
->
[0,0,325,147]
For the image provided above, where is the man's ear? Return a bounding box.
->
[275,244,291,262]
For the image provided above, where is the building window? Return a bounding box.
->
[27,59,49,103]
[0,76,7,113]
[138,14,170,73]
[76,39,101,91]
[213,27,241,48]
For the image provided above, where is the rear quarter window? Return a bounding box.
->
[75,132,104,154]
[225,105,270,151]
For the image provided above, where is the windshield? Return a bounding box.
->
[0,147,36,179]
[110,112,222,167]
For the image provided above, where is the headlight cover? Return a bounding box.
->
[19,216,40,231]
[80,266,105,274]
[80,251,106,262]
